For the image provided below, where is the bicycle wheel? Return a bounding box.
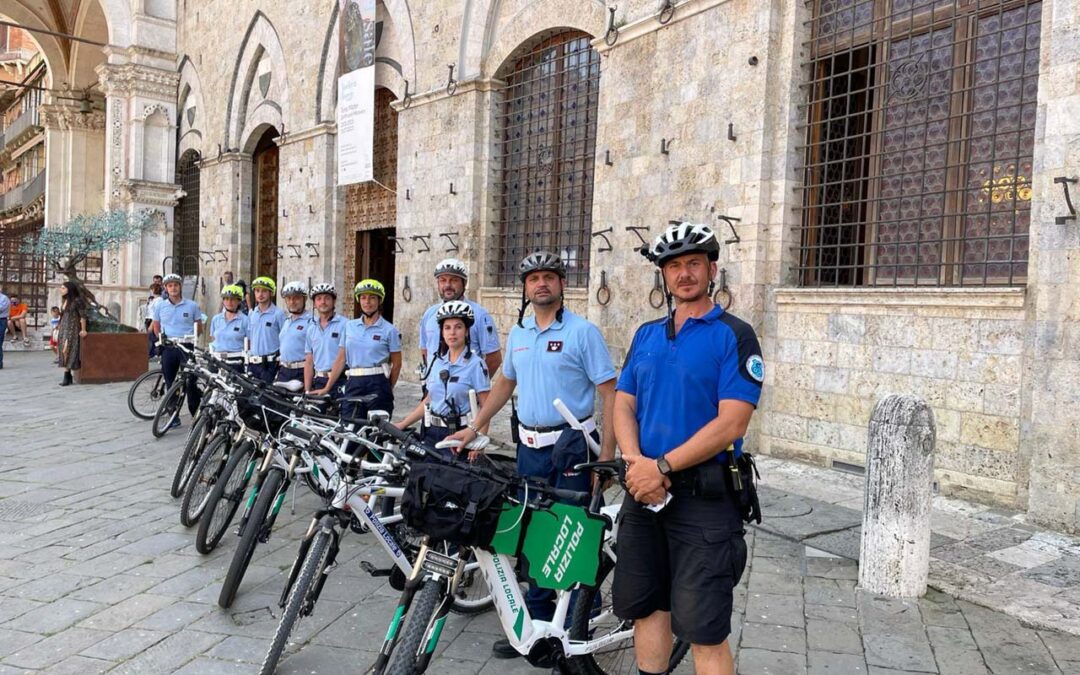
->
[219,468,284,608]
[196,439,256,554]
[180,431,229,527]
[448,548,493,615]
[385,579,443,675]
[260,523,332,675]
[127,368,165,420]
[170,413,212,498]
[567,556,690,675]
[151,379,186,438]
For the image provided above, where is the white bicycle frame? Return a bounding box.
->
[470,500,625,658]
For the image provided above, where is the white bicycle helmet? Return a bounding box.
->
[645,221,720,266]
[518,251,567,281]
[434,258,468,280]
[281,281,308,297]
[309,282,337,299]
[162,273,182,285]
[435,300,475,328]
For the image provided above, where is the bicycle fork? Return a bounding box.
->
[413,556,466,673]
[370,542,435,672]
[278,514,339,613]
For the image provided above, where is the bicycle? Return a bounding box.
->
[367,423,690,675]
[257,415,497,675]
[127,367,166,420]
[151,337,202,438]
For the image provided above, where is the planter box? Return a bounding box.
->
[76,332,149,384]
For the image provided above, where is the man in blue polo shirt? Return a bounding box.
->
[451,251,616,659]
[418,258,502,375]
[152,273,204,421]
[208,285,249,371]
[246,276,285,383]
[613,222,763,675]
[304,283,348,397]
[276,281,311,384]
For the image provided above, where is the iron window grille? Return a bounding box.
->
[493,31,601,288]
[797,0,1040,287]
[174,150,201,276]
[0,219,48,328]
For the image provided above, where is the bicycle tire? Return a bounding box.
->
[151,379,186,438]
[447,548,493,615]
[180,431,229,527]
[566,556,690,675]
[260,523,332,675]
[170,413,212,498]
[128,368,165,420]
[196,439,255,554]
[219,468,284,608]
[385,579,443,675]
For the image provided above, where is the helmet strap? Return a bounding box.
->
[661,277,676,340]
[516,287,530,327]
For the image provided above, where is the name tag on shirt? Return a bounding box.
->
[182,312,190,318]
[233,327,240,332]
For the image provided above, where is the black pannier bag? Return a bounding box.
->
[401,462,509,549]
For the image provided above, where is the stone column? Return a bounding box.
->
[39,105,107,226]
[96,55,182,322]
[859,394,936,598]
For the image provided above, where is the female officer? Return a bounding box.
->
[208,284,249,371]
[329,279,402,421]
[275,282,311,385]
[396,301,491,449]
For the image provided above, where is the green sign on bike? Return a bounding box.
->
[517,502,608,591]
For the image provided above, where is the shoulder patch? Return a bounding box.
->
[746,354,765,383]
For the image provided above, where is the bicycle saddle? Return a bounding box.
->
[274,379,305,393]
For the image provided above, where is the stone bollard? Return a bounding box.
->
[858,393,936,598]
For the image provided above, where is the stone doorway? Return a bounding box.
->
[251,128,280,281]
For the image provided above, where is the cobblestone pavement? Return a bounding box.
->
[2,351,1080,674]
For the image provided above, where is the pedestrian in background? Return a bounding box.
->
[0,288,9,369]
[57,281,88,387]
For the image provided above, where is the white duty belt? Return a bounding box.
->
[519,417,596,449]
[346,365,390,378]
[279,359,306,369]
[247,353,278,364]
[214,351,246,361]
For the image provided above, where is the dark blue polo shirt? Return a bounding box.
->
[617,305,763,459]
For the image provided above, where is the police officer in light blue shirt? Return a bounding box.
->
[450,251,616,640]
[151,273,204,420]
[419,258,502,377]
[247,276,286,383]
[304,283,348,397]
[325,279,402,421]
[208,285,249,371]
[397,301,491,448]
[275,281,311,385]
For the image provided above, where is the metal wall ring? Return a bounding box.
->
[649,288,665,309]
[402,287,412,302]
[446,80,458,97]
[604,27,619,46]
[714,288,732,309]
[658,1,675,25]
[597,286,611,306]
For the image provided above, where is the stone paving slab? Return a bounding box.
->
[3,351,1080,674]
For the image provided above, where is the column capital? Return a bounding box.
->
[95,61,180,100]
[39,105,107,132]
[111,179,184,209]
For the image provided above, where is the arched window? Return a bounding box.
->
[174,150,201,276]
[494,31,601,288]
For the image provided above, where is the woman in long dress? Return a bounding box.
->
[57,281,87,386]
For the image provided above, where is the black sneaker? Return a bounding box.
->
[491,638,521,659]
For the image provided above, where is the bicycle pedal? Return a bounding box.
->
[360,560,392,577]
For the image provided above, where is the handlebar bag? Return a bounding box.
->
[401,462,509,549]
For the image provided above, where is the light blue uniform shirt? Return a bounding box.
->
[248,303,286,355]
[0,293,9,319]
[305,314,347,372]
[209,311,249,352]
[341,316,402,368]
[279,312,312,363]
[426,351,491,418]
[419,299,501,357]
[503,309,616,427]
[152,297,201,339]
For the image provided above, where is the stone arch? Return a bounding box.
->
[316,0,415,123]
[95,0,133,49]
[0,3,67,87]
[480,0,605,78]
[70,0,109,90]
[225,12,291,150]
[177,56,206,156]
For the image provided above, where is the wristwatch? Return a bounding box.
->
[656,456,673,476]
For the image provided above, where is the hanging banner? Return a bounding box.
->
[336,0,376,186]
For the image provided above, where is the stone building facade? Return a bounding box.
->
[11,0,1079,532]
